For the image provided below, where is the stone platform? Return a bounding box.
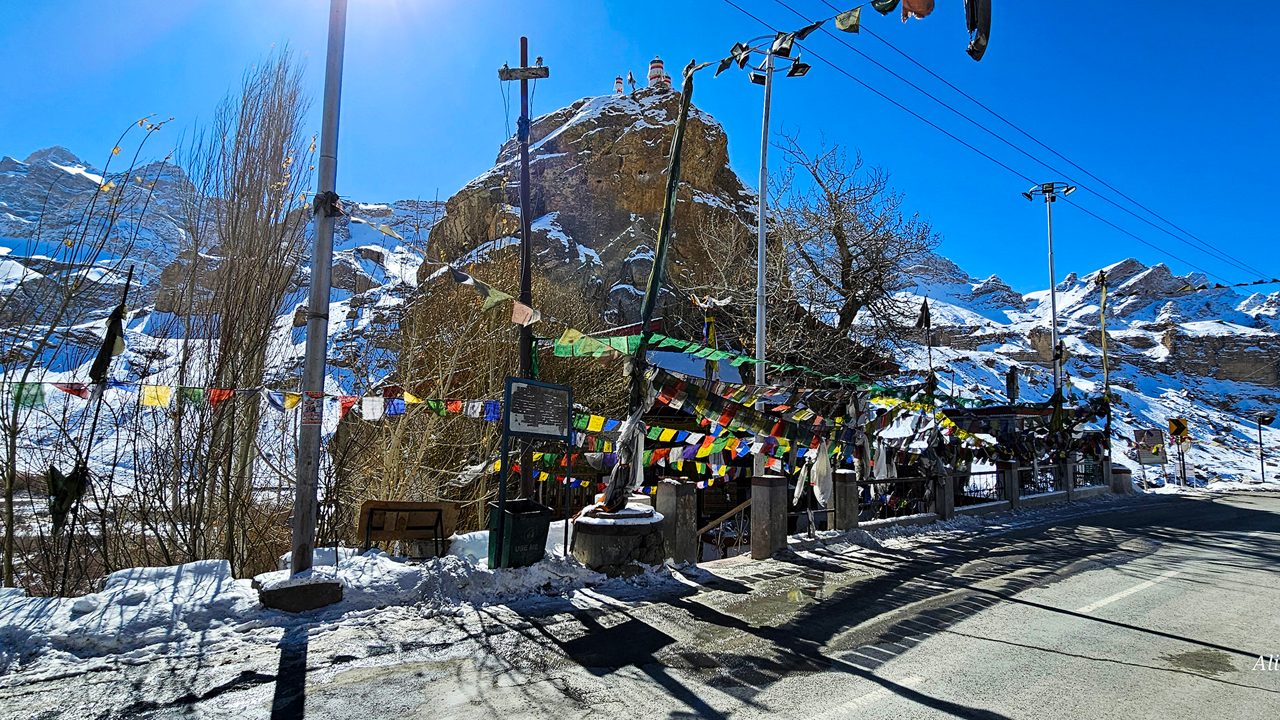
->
[572,505,666,576]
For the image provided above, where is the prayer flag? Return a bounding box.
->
[141,385,172,408]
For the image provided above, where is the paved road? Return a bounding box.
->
[6,492,1280,718]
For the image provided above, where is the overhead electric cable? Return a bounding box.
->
[718,0,1234,285]
[773,0,1267,283]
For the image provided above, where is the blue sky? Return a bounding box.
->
[1,0,1275,292]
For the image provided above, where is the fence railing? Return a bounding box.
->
[1074,459,1105,488]
[857,477,932,521]
[1019,464,1067,495]
[952,470,1004,504]
[697,498,750,562]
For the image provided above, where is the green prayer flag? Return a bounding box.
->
[871,0,899,15]
[179,387,205,406]
[15,382,44,408]
[574,413,589,430]
[426,399,446,416]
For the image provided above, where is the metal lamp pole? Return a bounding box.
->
[727,36,809,476]
[1259,412,1275,483]
[292,0,347,575]
[753,51,774,477]
[1023,182,1076,397]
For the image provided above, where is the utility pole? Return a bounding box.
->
[292,0,347,576]
[1099,270,1113,470]
[499,38,548,498]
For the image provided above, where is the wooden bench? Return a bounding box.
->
[356,500,461,558]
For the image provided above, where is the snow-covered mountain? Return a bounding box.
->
[890,253,1280,482]
[3,84,1278,487]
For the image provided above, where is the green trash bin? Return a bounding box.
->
[488,499,552,569]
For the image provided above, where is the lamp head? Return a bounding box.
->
[786,60,810,77]
[1063,185,1077,196]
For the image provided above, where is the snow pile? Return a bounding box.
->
[0,560,257,671]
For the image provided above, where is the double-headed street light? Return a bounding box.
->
[719,28,814,475]
[1023,182,1076,397]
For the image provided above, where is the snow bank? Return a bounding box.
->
[0,560,257,671]
[0,534,613,675]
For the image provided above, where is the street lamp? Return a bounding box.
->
[719,30,814,475]
[293,0,348,575]
[1022,182,1076,396]
[1258,412,1275,483]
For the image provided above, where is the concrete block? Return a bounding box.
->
[655,482,697,564]
[751,474,788,560]
[955,500,1011,517]
[258,581,343,613]
[1019,490,1068,508]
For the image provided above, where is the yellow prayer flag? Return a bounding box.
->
[141,385,172,408]
[112,146,121,155]
[586,415,605,433]
[283,392,302,410]
[404,391,422,404]
[658,428,676,442]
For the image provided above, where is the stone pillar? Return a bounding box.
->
[1065,452,1078,501]
[751,474,788,560]
[1111,465,1133,495]
[832,469,859,531]
[655,481,697,564]
[997,460,1019,510]
[934,474,955,520]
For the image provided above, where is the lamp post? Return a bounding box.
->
[292,0,347,575]
[1259,412,1275,483]
[721,33,811,476]
[1022,182,1076,397]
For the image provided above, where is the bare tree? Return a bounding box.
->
[773,136,938,354]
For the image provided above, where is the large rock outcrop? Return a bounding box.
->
[419,85,756,325]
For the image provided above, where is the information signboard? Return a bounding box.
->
[504,378,573,441]
[1134,428,1167,465]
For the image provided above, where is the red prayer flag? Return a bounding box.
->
[338,395,359,418]
[53,383,90,399]
[208,388,234,409]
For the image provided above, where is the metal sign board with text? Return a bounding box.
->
[503,377,573,442]
[1134,428,1167,465]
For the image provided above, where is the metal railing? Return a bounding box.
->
[697,499,750,561]
[1019,464,1067,495]
[1073,459,1105,488]
[952,470,1004,504]
[857,478,931,521]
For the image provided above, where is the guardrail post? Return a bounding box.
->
[751,474,788,560]
[997,460,1019,510]
[655,481,697,564]
[832,468,859,531]
[934,474,955,520]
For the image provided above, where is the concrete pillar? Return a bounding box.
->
[934,474,955,520]
[1111,465,1133,495]
[655,481,697,564]
[1065,452,1078,501]
[997,460,1019,510]
[750,474,788,560]
[832,469,859,531]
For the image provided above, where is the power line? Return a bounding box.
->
[776,0,1265,284]
[845,14,1274,283]
[718,0,1233,285]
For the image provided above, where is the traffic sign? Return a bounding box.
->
[1168,417,1188,438]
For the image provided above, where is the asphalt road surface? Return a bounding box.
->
[5,492,1279,719]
